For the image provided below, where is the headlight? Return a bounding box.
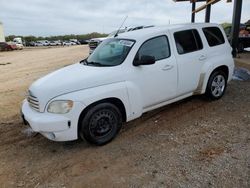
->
[47,100,73,114]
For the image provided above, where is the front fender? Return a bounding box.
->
[48,82,132,121]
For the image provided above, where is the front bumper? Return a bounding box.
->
[21,99,85,141]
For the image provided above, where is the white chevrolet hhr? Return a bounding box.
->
[21,23,234,145]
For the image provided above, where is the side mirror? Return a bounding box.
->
[133,55,155,66]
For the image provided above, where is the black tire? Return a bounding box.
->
[79,103,122,145]
[205,70,227,100]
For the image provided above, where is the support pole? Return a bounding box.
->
[231,0,243,57]
[205,0,211,22]
[191,2,196,23]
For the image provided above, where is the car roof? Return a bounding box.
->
[117,23,221,41]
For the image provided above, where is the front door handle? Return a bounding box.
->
[162,64,173,71]
[199,55,207,61]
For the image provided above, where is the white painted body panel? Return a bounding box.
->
[21,23,234,141]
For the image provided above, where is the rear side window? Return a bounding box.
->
[136,36,170,61]
[202,27,225,47]
[174,29,203,54]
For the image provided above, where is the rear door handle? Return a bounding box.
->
[199,55,207,61]
[162,64,173,71]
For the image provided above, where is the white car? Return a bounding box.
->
[49,41,61,46]
[34,41,44,46]
[21,23,234,145]
[15,43,24,50]
[63,41,76,46]
[35,41,49,46]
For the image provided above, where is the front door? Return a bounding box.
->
[131,35,177,109]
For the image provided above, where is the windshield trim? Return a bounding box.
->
[85,38,136,67]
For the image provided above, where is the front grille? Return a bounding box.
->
[89,41,98,49]
[27,94,40,112]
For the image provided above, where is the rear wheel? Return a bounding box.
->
[79,103,122,145]
[205,71,227,100]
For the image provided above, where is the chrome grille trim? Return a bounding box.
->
[89,41,99,49]
[27,93,40,112]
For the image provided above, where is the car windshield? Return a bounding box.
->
[85,38,135,66]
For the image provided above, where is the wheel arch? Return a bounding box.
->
[195,65,229,95]
[77,97,127,135]
[210,65,229,80]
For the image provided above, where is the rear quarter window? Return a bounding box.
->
[174,29,203,55]
[202,27,225,47]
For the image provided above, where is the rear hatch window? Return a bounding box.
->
[202,27,225,47]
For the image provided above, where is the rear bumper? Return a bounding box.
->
[21,99,85,141]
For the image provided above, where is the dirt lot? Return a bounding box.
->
[0,46,249,187]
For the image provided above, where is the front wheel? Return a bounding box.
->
[205,71,227,100]
[79,103,122,145]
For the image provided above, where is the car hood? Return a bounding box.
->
[29,63,124,111]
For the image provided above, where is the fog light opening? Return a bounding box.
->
[47,132,56,140]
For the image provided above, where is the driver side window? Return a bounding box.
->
[135,35,170,62]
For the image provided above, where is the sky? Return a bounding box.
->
[0,0,250,36]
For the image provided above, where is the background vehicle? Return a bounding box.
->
[69,39,80,45]
[26,41,36,46]
[35,40,50,46]
[63,41,76,46]
[0,42,17,51]
[49,40,61,46]
[21,23,234,145]
[13,37,22,44]
[12,37,24,50]
[88,26,154,54]
[34,41,43,46]
[78,39,89,45]
[88,37,107,54]
[224,23,250,52]
[15,43,23,50]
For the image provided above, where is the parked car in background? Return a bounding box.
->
[49,40,61,46]
[0,42,17,51]
[88,37,107,54]
[15,43,23,50]
[69,39,80,45]
[63,41,76,46]
[88,26,154,54]
[26,41,36,46]
[13,37,23,45]
[224,23,250,52]
[8,43,18,50]
[78,39,89,45]
[34,41,44,46]
[12,37,23,49]
[36,42,43,46]
[36,40,50,46]
[21,23,234,145]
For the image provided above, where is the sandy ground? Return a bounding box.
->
[0,46,249,187]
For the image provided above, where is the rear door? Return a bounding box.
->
[172,29,205,95]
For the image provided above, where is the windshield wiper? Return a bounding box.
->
[80,59,88,65]
[81,59,111,67]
